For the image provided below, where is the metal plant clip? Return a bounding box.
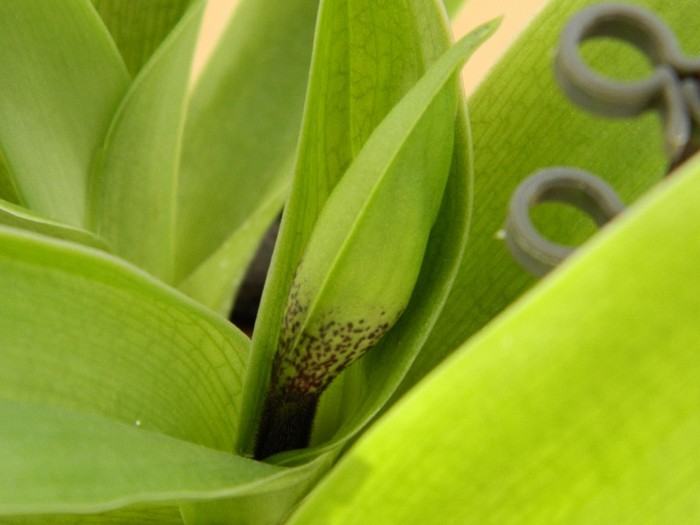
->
[505,3,700,276]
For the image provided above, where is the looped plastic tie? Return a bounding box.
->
[505,168,625,276]
[555,2,700,161]
[505,3,699,276]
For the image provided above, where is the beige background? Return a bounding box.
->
[195,0,549,93]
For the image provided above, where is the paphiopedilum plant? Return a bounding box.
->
[1,0,700,524]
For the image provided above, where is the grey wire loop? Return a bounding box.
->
[505,168,626,277]
[555,3,700,161]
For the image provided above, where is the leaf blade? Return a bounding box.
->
[287,151,700,525]
[90,1,205,281]
[246,0,497,459]
[0,225,247,453]
[0,400,290,517]
[407,0,700,385]
[0,1,129,226]
[178,181,286,316]
[92,0,192,76]
[0,199,108,251]
[174,0,320,301]
[443,0,470,18]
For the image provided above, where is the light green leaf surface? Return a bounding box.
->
[0,147,19,204]
[276,8,463,352]
[92,0,192,75]
[4,506,183,525]
[288,151,700,524]
[174,0,320,305]
[0,225,248,453]
[0,199,108,251]
[406,0,700,386]
[178,181,287,316]
[244,0,497,460]
[90,1,205,282]
[0,1,128,226]
[179,455,330,525]
[287,23,498,465]
[0,400,286,517]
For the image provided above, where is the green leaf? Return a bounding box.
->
[287,152,700,524]
[405,0,700,385]
[0,147,20,204]
[0,199,108,251]
[443,0,470,18]
[179,454,330,525]
[90,1,205,282]
[174,0,320,304]
[0,225,248,453]
[0,400,285,518]
[178,182,287,316]
[0,399,331,524]
[0,1,129,226]
[255,20,499,460]
[244,0,497,459]
[308,108,475,451]
[4,506,183,525]
[92,0,192,75]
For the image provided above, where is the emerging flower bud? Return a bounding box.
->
[254,20,500,459]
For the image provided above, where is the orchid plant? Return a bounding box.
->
[1,0,699,524]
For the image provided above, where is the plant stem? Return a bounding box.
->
[254,389,320,460]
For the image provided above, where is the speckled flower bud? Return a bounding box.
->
[255,81,456,459]
[254,21,499,459]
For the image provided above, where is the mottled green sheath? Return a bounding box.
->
[274,274,403,396]
[255,272,405,458]
[254,20,500,459]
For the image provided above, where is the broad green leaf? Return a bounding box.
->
[179,455,331,525]
[0,199,108,251]
[0,399,331,524]
[178,180,287,316]
[92,0,192,75]
[0,1,129,226]
[0,400,285,518]
[0,147,20,204]
[0,225,248,453]
[180,3,495,520]
[4,506,183,525]
[240,0,382,452]
[404,0,700,386]
[90,1,205,282]
[305,108,475,459]
[174,0,320,302]
[259,22,499,462]
[288,152,700,524]
[244,0,497,460]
